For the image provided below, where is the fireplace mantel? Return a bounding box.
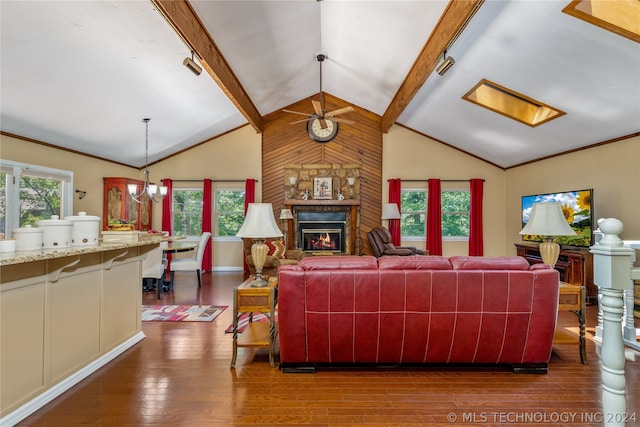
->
[285,200,360,207]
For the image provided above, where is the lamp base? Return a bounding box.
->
[250,239,269,287]
[249,273,269,288]
[539,237,560,269]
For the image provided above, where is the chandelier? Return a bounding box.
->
[128,118,168,204]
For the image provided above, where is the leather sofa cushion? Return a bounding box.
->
[450,256,530,270]
[298,255,378,270]
[378,255,452,270]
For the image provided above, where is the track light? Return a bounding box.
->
[183,52,202,76]
[436,56,455,76]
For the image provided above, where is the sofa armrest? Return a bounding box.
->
[285,249,306,261]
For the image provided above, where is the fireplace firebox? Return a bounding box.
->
[297,212,346,254]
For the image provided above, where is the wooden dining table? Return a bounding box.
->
[162,241,197,254]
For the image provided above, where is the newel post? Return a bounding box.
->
[589,218,637,426]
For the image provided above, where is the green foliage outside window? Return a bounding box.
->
[19,176,62,226]
[215,190,245,237]
[442,190,470,237]
[400,189,470,238]
[173,189,203,237]
[400,190,426,237]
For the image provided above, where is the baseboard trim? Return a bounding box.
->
[210,266,244,272]
[1,331,145,427]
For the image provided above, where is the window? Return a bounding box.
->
[1,160,73,237]
[215,189,245,237]
[172,188,203,237]
[398,187,470,240]
[442,190,470,238]
[400,189,426,237]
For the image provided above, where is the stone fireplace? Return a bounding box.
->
[282,163,361,255]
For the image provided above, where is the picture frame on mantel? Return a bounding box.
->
[313,177,332,200]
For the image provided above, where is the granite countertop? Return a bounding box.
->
[0,239,160,266]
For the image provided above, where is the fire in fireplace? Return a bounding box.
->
[302,228,342,252]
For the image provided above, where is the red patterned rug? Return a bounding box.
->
[142,305,226,322]
[225,312,277,333]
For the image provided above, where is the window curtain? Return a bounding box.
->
[244,179,256,212]
[388,178,402,246]
[468,178,484,256]
[243,179,256,273]
[426,178,442,255]
[201,179,213,271]
[161,178,173,270]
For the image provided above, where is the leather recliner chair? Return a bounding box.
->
[366,226,428,257]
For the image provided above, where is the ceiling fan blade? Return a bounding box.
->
[312,100,324,117]
[330,117,355,125]
[289,118,310,125]
[325,106,354,117]
[283,109,311,117]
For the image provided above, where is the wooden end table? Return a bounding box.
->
[554,282,587,364]
[230,276,278,368]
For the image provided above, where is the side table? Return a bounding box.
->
[554,282,587,364]
[230,276,278,368]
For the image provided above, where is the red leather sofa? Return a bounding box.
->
[278,255,559,373]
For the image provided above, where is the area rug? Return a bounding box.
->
[142,305,226,322]
[225,312,277,334]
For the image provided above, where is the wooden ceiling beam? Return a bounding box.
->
[152,0,263,133]
[381,0,484,133]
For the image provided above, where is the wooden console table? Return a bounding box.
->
[515,242,595,300]
[554,282,587,364]
[230,276,278,368]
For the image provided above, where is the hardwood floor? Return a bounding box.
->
[17,272,640,426]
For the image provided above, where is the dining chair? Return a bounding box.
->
[169,232,211,291]
[141,242,169,299]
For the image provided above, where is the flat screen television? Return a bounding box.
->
[521,189,593,247]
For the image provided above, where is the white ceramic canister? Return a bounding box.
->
[12,225,44,251]
[37,215,72,249]
[65,212,101,246]
[0,239,17,253]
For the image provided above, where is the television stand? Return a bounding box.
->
[515,242,595,302]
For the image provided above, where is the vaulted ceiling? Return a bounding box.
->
[1,1,638,169]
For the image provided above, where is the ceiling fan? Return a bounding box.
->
[283,53,355,143]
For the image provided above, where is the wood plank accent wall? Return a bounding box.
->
[262,93,382,255]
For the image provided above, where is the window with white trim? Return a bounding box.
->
[172,188,203,237]
[1,160,73,237]
[442,189,470,238]
[214,189,245,238]
[400,188,426,238]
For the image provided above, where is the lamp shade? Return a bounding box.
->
[279,208,293,220]
[381,203,401,220]
[519,202,576,237]
[236,203,283,239]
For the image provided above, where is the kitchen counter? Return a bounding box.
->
[0,239,160,266]
[0,239,157,425]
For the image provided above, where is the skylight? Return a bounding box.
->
[563,0,640,43]
[462,79,566,127]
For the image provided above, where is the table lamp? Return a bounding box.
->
[279,208,293,248]
[519,202,576,269]
[381,203,401,228]
[236,203,283,287]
